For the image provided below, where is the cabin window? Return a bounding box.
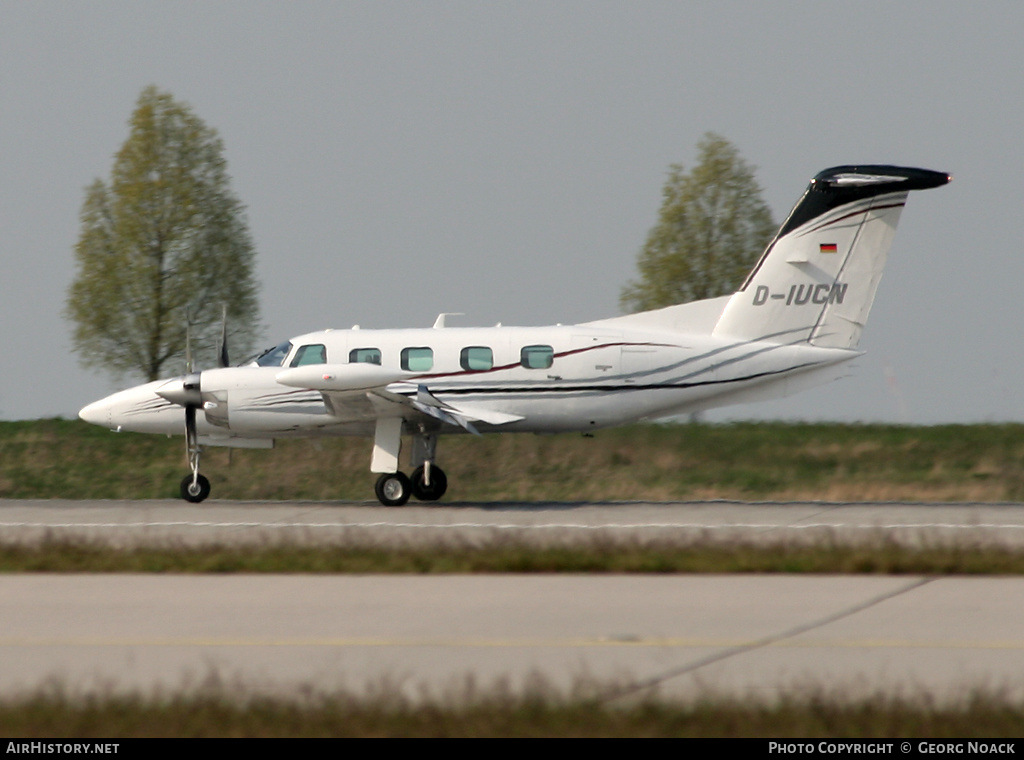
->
[255,341,293,367]
[520,344,554,370]
[349,347,382,365]
[290,344,327,367]
[460,346,493,371]
[401,347,434,372]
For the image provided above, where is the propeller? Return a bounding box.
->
[158,309,203,406]
[154,305,231,502]
[158,306,230,402]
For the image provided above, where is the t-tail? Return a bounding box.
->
[712,165,950,349]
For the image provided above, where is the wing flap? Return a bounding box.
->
[278,364,524,431]
[390,385,525,435]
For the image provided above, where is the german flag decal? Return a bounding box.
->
[819,243,838,254]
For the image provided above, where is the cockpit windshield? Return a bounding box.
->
[251,341,293,367]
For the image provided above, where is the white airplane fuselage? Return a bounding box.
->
[82,319,857,441]
[78,164,950,505]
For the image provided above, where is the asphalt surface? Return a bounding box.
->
[3,498,1024,547]
[1,499,1022,702]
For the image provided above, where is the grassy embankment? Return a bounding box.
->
[2,686,1022,738]
[5,417,1024,502]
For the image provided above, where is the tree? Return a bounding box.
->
[620,132,777,313]
[66,86,261,382]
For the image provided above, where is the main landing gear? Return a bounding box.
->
[374,464,448,507]
[371,420,449,507]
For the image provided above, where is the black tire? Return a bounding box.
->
[374,472,412,507]
[411,465,448,502]
[180,473,211,503]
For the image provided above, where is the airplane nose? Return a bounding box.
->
[79,397,112,428]
[78,381,186,434]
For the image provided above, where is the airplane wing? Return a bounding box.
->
[373,384,525,434]
[275,364,524,433]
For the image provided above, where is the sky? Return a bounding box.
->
[1,1,1020,424]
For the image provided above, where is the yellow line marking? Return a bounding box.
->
[1,637,1022,649]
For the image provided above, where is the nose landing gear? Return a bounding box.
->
[181,473,211,503]
[180,405,211,503]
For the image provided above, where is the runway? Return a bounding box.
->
[0,499,1022,702]
[3,498,1024,547]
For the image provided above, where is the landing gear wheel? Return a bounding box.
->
[375,472,412,507]
[411,465,448,502]
[180,473,211,503]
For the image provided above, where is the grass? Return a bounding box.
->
[5,418,1024,502]
[1,682,1023,737]
[2,535,1024,574]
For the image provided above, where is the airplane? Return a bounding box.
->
[78,164,950,506]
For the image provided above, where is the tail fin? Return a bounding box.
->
[712,165,949,348]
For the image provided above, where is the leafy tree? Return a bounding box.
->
[620,133,776,313]
[66,86,261,381]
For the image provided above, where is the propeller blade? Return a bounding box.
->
[185,308,194,374]
[218,304,229,368]
[185,403,197,437]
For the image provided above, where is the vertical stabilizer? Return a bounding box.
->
[712,165,949,348]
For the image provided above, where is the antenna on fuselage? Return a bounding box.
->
[432,313,465,329]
